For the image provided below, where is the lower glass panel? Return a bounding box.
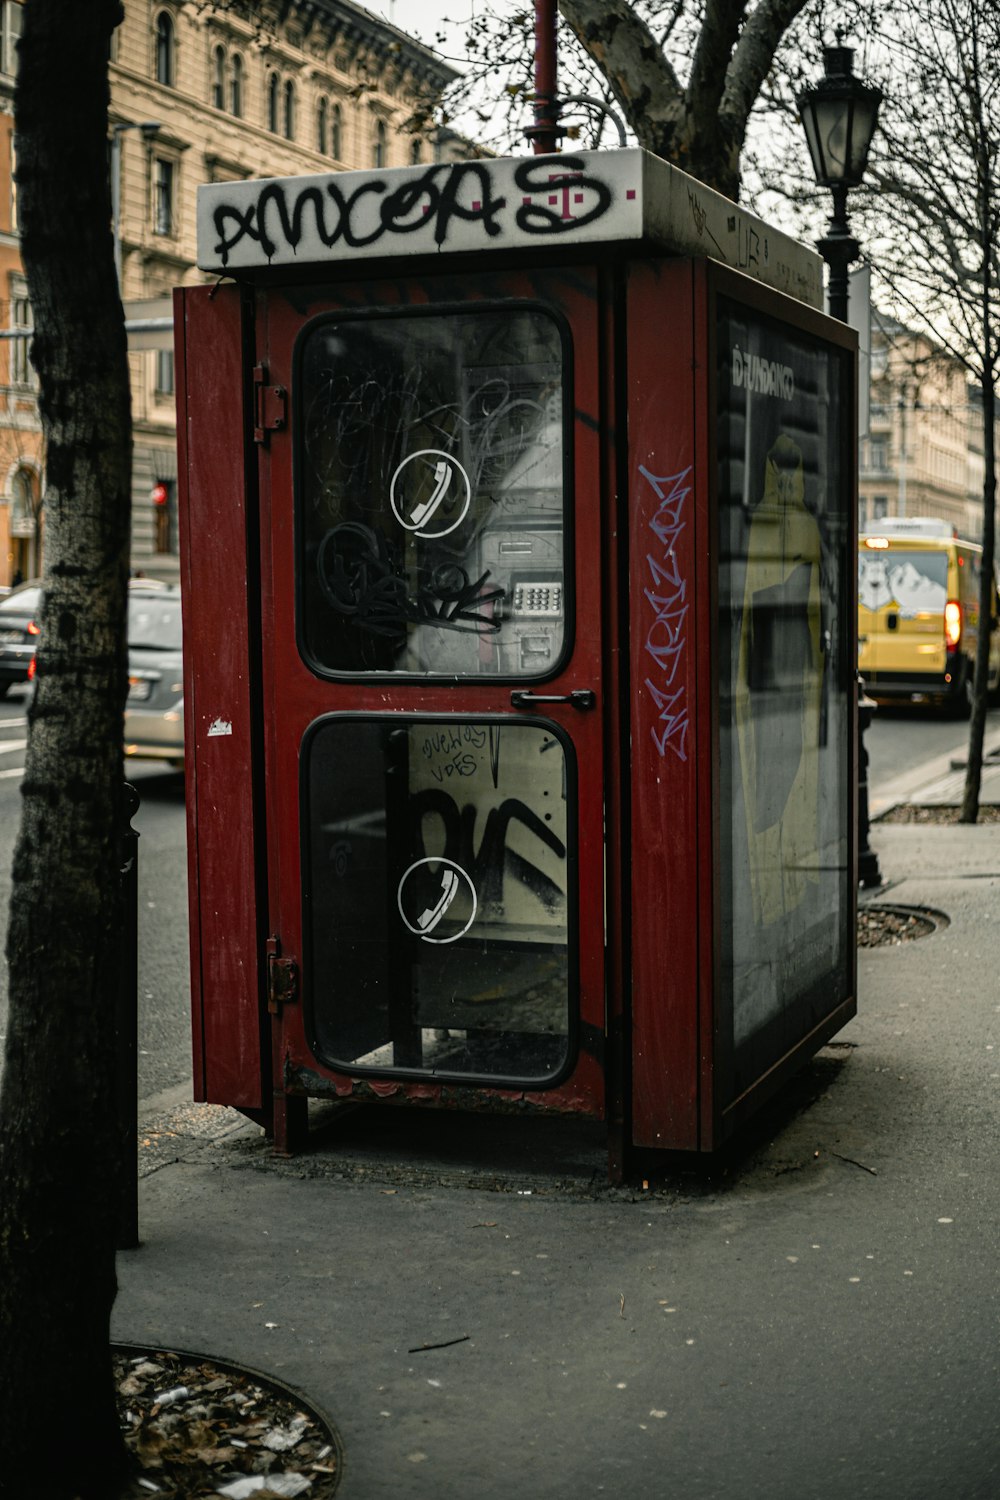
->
[302,715,574,1085]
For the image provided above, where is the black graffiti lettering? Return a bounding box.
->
[428,752,480,783]
[422,727,464,759]
[258,182,343,259]
[411,790,566,914]
[316,523,505,640]
[513,155,613,234]
[212,162,510,266]
[433,161,505,245]
[212,202,260,265]
[333,179,390,249]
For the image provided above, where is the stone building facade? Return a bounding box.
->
[859,321,998,544]
[0,0,455,587]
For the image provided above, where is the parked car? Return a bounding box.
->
[0,580,42,696]
[124,585,184,766]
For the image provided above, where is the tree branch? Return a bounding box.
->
[558,0,683,155]
[723,0,810,126]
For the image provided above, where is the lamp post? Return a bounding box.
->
[797,37,882,321]
[111,119,162,286]
[798,38,883,889]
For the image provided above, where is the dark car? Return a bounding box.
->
[124,585,184,766]
[0,581,42,695]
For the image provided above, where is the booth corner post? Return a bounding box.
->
[798,34,883,891]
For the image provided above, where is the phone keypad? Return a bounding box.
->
[512,581,562,616]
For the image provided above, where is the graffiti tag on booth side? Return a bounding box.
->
[639,464,692,763]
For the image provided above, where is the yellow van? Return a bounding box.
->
[858,518,1000,713]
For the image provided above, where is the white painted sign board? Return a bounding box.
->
[197,148,823,309]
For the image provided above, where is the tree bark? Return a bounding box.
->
[961,366,998,822]
[558,0,808,199]
[0,1,134,1494]
[959,6,998,824]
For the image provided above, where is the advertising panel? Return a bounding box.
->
[716,298,853,1085]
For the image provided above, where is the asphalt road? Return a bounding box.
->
[1,684,999,1111]
[0,682,191,1102]
[863,697,1000,793]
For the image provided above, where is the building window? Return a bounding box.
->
[1,0,22,78]
[373,117,387,168]
[868,434,889,472]
[153,157,174,235]
[410,138,422,166]
[155,349,175,396]
[229,53,243,117]
[155,11,174,87]
[9,278,33,387]
[283,78,296,140]
[330,103,342,160]
[268,72,279,133]
[317,97,327,153]
[873,494,889,520]
[211,44,225,109]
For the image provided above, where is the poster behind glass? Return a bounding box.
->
[716,299,852,1083]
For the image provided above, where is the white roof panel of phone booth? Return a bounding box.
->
[196,148,823,309]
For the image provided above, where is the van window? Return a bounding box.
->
[858,549,948,615]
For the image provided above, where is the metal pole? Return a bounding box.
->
[818,187,858,323]
[857,683,882,887]
[116,781,141,1249]
[818,188,881,888]
[529,0,560,154]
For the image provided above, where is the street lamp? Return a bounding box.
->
[798,38,883,888]
[797,37,882,320]
[111,119,162,286]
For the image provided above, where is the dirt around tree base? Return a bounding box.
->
[113,1347,340,1499]
[857,905,938,947]
[877,803,1000,824]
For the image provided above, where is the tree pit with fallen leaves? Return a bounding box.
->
[112,1348,340,1499]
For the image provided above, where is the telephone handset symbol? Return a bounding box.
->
[390,450,471,539]
[409,460,451,530]
[415,868,459,933]
[397,857,478,944]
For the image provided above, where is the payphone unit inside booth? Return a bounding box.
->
[177,149,858,1171]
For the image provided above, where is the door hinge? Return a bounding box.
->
[253,364,287,444]
[266,937,298,1015]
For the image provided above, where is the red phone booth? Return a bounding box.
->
[176,149,857,1174]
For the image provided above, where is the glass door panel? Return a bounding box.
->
[302,714,575,1086]
[297,307,569,680]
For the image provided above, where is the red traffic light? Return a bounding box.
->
[152,482,169,507]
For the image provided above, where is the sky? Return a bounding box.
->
[368,0,477,60]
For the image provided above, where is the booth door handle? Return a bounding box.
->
[510,689,596,711]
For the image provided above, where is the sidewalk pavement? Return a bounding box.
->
[115,751,1000,1500]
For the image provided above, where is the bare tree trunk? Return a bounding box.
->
[960,12,997,824]
[961,368,998,822]
[0,1,133,1493]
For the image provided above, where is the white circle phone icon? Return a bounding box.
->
[397,857,477,944]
